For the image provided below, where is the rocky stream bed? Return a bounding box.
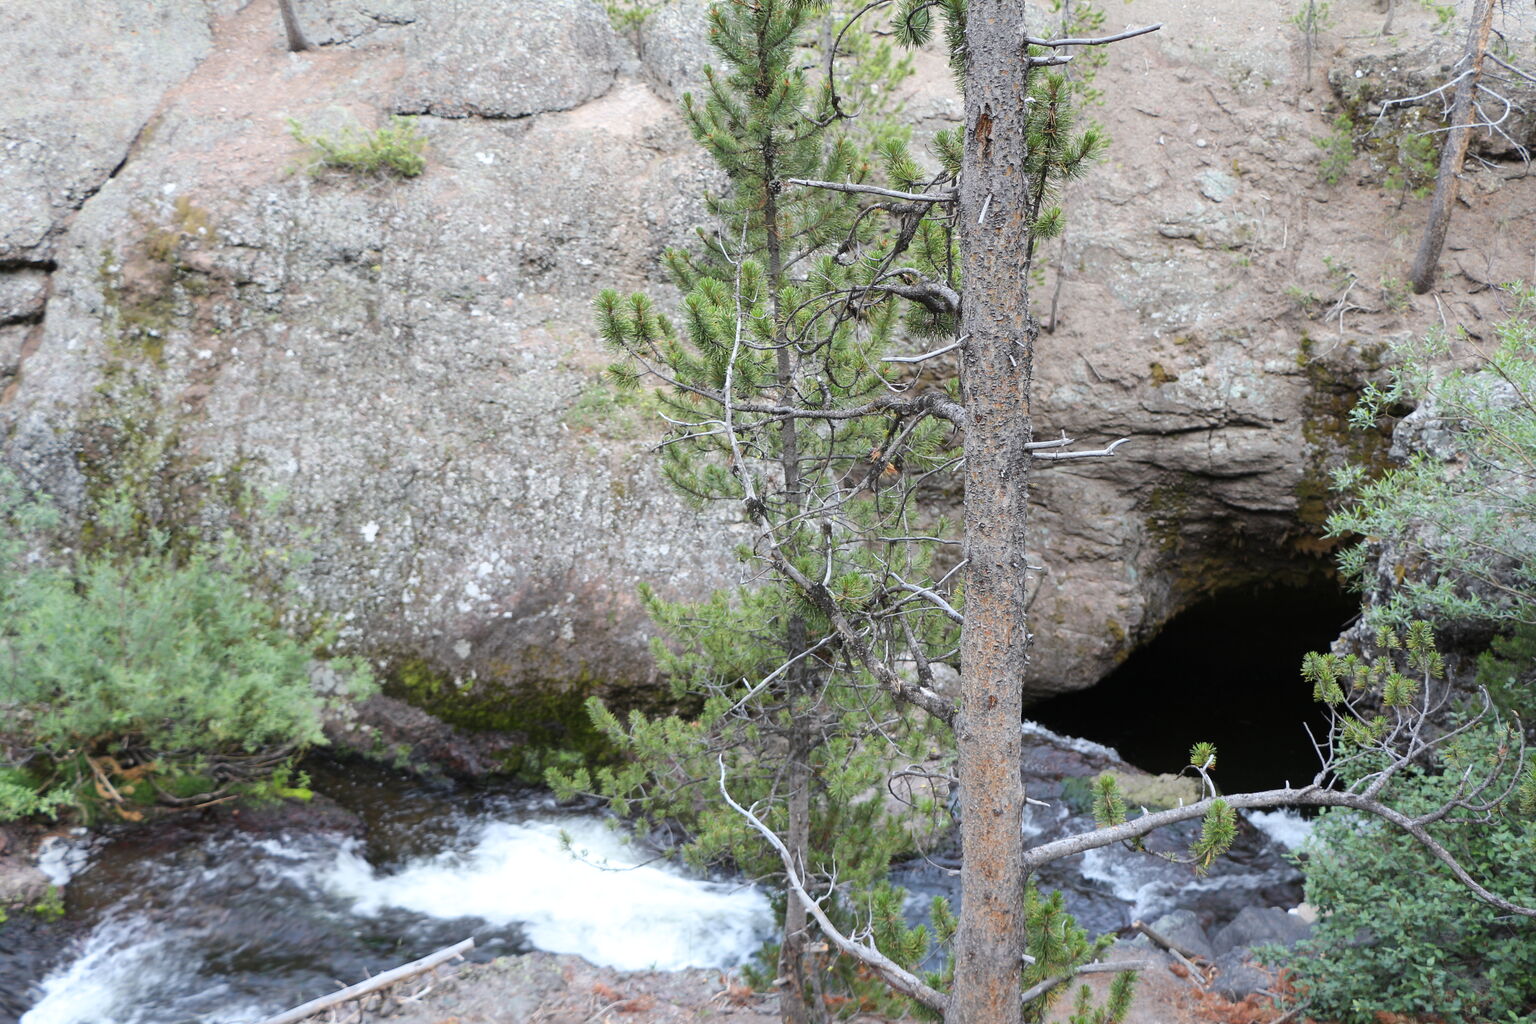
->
[0,728,1316,1024]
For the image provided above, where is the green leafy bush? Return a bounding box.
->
[288,116,427,178]
[1278,721,1536,1022]
[1478,623,1536,727]
[1330,286,1536,630]
[0,474,375,821]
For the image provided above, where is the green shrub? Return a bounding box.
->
[0,473,375,821]
[1315,113,1355,185]
[288,115,427,178]
[604,0,656,37]
[1477,623,1536,729]
[1331,287,1536,629]
[1277,721,1536,1022]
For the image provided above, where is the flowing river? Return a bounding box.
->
[6,761,772,1024]
[3,748,1310,1024]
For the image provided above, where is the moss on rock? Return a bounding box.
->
[386,657,625,783]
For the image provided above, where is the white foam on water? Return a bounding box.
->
[317,816,772,971]
[1078,846,1169,920]
[34,831,96,886]
[1246,809,1313,850]
[20,814,772,1024]
[20,917,262,1024]
[1020,720,1122,763]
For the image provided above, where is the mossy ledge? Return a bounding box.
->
[386,656,670,783]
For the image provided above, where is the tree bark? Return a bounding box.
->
[951,2,1037,1022]
[761,20,817,1017]
[779,710,816,1024]
[1408,0,1493,294]
[277,0,311,52]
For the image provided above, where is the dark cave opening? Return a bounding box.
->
[1027,579,1359,795]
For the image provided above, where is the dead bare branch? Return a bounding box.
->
[1031,437,1132,460]
[718,758,950,1014]
[1019,23,1163,47]
[783,178,956,204]
[253,939,473,1024]
[1023,783,1536,918]
[1018,959,1154,1006]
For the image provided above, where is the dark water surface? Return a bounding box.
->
[1029,580,1357,793]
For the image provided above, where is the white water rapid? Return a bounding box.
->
[19,811,772,1024]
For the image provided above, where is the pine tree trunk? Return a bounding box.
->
[779,703,815,1024]
[761,45,819,1021]
[277,0,311,52]
[1408,0,1493,294]
[952,1,1035,1022]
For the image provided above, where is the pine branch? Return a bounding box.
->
[1017,960,1151,1006]
[783,178,957,203]
[759,530,958,726]
[1019,22,1163,48]
[1031,437,1132,460]
[718,758,951,1014]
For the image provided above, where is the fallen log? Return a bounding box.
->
[251,937,474,1024]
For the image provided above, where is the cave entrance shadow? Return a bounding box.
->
[1027,579,1358,795]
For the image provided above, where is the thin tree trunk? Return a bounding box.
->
[277,0,311,52]
[952,0,1035,1021]
[1409,0,1493,294]
[779,703,815,1024]
[762,14,816,1018]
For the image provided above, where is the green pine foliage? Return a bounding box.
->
[1329,286,1536,631]
[569,1,1132,1017]
[1189,799,1235,875]
[1299,298,1536,1018]
[1283,626,1536,1019]
[1022,886,1128,1024]
[1019,70,1105,256]
[1477,622,1536,729]
[563,2,963,1016]
[552,587,950,884]
[0,471,374,822]
[1090,773,1126,828]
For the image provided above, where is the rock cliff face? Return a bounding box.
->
[2,0,1533,715]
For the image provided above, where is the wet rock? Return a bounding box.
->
[0,855,52,908]
[214,792,364,837]
[1212,905,1313,955]
[1210,947,1277,1002]
[1148,909,1216,961]
[326,694,512,777]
